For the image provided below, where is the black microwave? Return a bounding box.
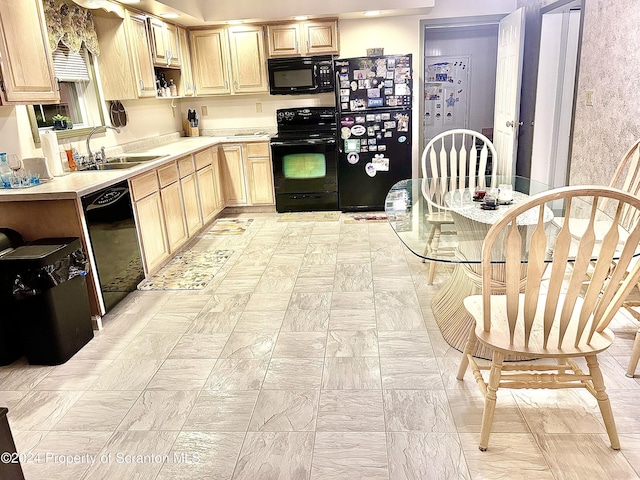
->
[267,55,335,95]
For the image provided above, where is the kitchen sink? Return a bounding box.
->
[105,154,165,163]
[77,154,166,171]
[79,162,143,171]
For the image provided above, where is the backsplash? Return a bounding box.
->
[200,128,275,137]
[103,132,182,157]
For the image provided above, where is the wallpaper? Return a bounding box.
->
[569,0,640,185]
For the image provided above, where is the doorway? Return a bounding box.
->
[421,21,500,157]
[529,1,582,188]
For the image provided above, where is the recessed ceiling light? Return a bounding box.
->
[227,19,244,25]
[294,16,309,21]
[364,10,381,16]
[159,12,179,19]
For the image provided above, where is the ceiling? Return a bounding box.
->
[112,0,437,26]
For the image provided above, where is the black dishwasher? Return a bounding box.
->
[81,180,144,312]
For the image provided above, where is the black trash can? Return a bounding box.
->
[0,228,26,366]
[0,408,25,480]
[0,237,94,365]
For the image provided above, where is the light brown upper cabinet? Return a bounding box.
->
[126,11,157,97]
[190,25,268,96]
[93,7,156,100]
[0,0,59,104]
[149,17,181,68]
[177,27,194,96]
[267,20,339,57]
[189,28,231,95]
[227,25,268,93]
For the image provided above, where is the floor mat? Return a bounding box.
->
[276,211,341,222]
[138,250,232,290]
[342,213,388,224]
[198,218,253,238]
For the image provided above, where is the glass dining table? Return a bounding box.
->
[384,176,628,359]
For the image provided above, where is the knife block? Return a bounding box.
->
[184,120,199,137]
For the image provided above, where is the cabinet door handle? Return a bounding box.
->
[139,79,144,91]
[234,80,238,90]
[306,40,310,52]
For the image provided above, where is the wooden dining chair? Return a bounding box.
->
[553,140,640,377]
[608,139,640,377]
[456,185,640,452]
[420,128,498,284]
[619,287,640,377]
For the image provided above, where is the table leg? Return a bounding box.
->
[431,262,531,361]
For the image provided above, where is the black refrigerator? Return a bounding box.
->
[334,54,412,211]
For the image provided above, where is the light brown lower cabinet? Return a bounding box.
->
[211,148,225,209]
[181,173,202,236]
[220,145,248,206]
[160,180,188,252]
[131,146,226,275]
[197,164,219,224]
[134,191,169,273]
[246,142,274,205]
[221,142,274,206]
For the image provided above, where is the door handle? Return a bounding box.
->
[506,120,523,128]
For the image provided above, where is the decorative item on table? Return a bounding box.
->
[473,185,487,202]
[480,195,497,210]
[497,184,513,205]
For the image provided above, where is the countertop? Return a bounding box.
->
[0,135,270,202]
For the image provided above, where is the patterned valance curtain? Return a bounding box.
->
[43,0,100,56]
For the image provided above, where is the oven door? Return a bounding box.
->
[270,138,338,211]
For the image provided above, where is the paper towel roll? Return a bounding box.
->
[41,130,64,177]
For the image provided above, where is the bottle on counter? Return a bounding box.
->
[64,143,76,171]
[169,79,177,97]
[0,152,11,188]
[72,148,82,169]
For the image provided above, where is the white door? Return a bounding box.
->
[493,8,525,179]
[530,5,581,188]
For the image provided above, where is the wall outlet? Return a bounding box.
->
[586,90,595,107]
[255,102,262,113]
[201,106,208,116]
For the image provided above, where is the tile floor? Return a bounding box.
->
[2,212,640,479]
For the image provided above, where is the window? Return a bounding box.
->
[28,45,105,143]
[34,82,83,129]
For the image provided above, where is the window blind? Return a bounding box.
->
[52,44,90,82]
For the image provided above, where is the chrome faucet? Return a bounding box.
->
[86,125,120,165]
